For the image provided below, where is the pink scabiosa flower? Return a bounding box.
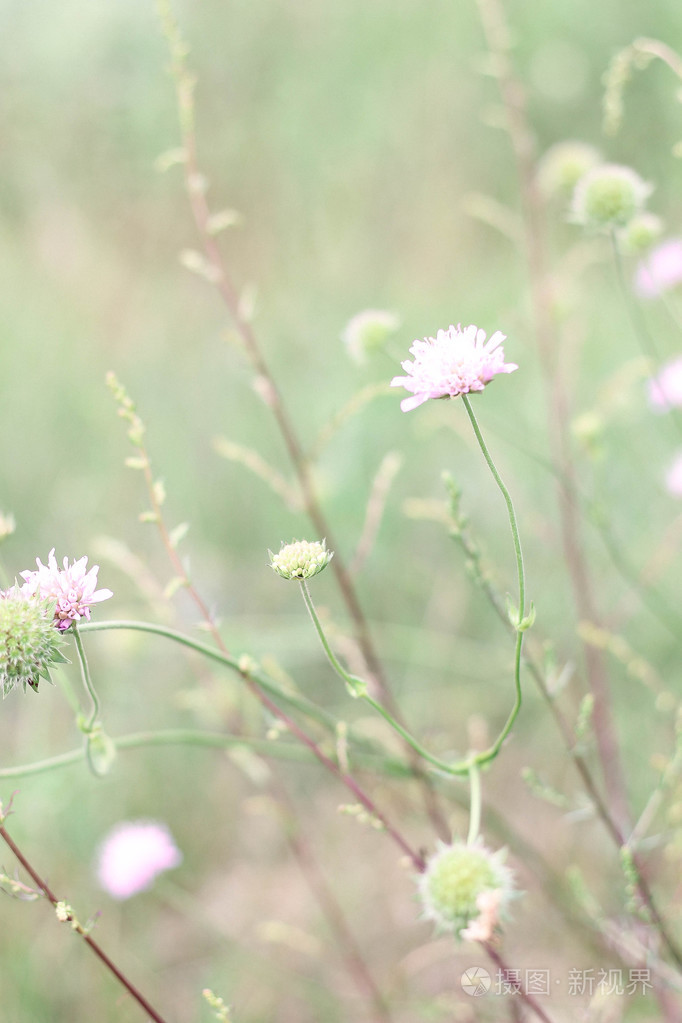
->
[96,821,182,900]
[647,356,682,412]
[635,238,682,299]
[391,324,518,412]
[20,549,112,631]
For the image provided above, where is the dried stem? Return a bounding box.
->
[155,0,449,840]
[275,781,395,1023]
[476,0,631,834]
[484,944,556,1023]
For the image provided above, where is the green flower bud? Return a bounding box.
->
[537,140,601,199]
[269,540,334,581]
[571,163,652,231]
[620,211,664,254]
[342,310,400,365]
[417,840,515,940]
[0,593,67,697]
[0,512,16,544]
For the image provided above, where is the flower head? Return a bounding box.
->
[342,309,401,364]
[537,140,601,199]
[647,356,682,412]
[269,539,334,580]
[0,591,67,697]
[391,324,517,412]
[95,820,182,900]
[620,212,663,255]
[20,550,113,631]
[571,163,652,230]
[635,238,682,299]
[417,839,515,940]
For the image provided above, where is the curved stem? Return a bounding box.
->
[78,619,336,731]
[78,620,425,869]
[71,624,99,730]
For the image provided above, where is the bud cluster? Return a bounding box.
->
[269,540,334,581]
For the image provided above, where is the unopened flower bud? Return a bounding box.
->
[269,540,334,581]
[342,310,400,365]
[620,211,663,254]
[571,163,652,230]
[0,512,16,543]
[537,140,601,199]
[417,839,515,940]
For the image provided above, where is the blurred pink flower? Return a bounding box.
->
[647,357,682,412]
[634,239,682,299]
[460,888,502,943]
[391,324,517,412]
[665,452,682,497]
[20,549,112,630]
[96,821,182,900]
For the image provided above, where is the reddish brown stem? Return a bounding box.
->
[484,944,556,1023]
[275,783,395,1023]
[0,825,170,1023]
[476,0,630,834]
[159,12,450,841]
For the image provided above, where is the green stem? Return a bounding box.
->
[299,398,527,775]
[467,763,482,846]
[71,624,99,730]
[78,619,337,732]
[300,576,523,777]
[461,394,526,762]
[0,729,414,780]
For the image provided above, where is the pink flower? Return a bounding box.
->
[460,888,502,943]
[20,549,112,630]
[390,324,518,412]
[665,452,682,497]
[96,821,182,900]
[647,357,682,412]
[634,239,682,299]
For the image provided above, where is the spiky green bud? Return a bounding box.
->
[0,594,67,697]
[269,540,334,581]
[537,140,601,199]
[571,163,652,230]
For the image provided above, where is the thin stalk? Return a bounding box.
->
[467,763,482,846]
[484,944,557,1023]
[71,624,99,730]
[154,0,449,840]
[78,620,425,870]
[0,729,414,781]
[274,781,395,1023]
[476,0,631,834]
[0,824,170,1023]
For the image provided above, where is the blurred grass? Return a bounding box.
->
[1,0,682,1020]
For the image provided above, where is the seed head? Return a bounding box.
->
[417,839,515,940]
